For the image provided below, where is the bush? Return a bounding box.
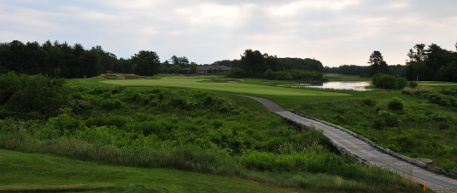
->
[361,98,376,106]
[383,113,399,127]
[101,99,124,110]
[372,73,407,89]
[0,72,71,118]
[263,69,275,79]
[226,68,247,78]
[388,97,404,111]
[396,78,408,89]
[438,122,452,130]
[408,81,418,88]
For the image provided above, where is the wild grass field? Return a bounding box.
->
[0,73,431,192]
[67,74,457,172]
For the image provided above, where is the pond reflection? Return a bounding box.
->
[292,81,371,91]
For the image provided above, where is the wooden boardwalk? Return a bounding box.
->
[243,95,457,193]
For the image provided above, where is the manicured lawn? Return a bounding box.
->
[419,81,457,88]
[323,73,371,81]
[0,149,309,193]
[97,76,350,97]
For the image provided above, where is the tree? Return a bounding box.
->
[133,50,160,76]
[240,49,266,77]
[170,55,189,68]
[407,44,426,62]
[368,50,390,76]
[189,62,197,74]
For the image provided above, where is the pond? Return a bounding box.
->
[290,81,372,91]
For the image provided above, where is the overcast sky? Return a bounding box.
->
[1,0,456,66]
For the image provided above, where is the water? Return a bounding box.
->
[292,81,371,91]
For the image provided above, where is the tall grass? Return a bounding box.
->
[0,84,427,192]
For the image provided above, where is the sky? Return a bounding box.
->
[1,0,456,67]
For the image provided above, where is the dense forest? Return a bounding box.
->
[403,43,457,82]
[0,40,117,78]
[0,40,322,79]
[213,54,323,73]
[324,42,457,82]
[324,65,404,78]
[1,40,456,82]
[225,49,324,81]
[0,40,196,78]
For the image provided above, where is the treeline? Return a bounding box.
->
[0,40,117,78]
[325,42,457,83]
[0,40,324,80]
[324,64,404,77]
[226,49,324,80]
[403,43,457,82]
[0,40,198,78]
[213,56,323,73]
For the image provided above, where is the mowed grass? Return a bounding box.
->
[96,76,349,97]
[323,73,371,81]
[418,81,457,88]
[0,149,310,193]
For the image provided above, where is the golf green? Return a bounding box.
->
[100,76,350,97]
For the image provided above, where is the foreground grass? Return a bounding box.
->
[0,83,427,192]
[0,149,311,193]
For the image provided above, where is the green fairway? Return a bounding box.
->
[419,81,457,87]
[0,149,309,193]
[323,73,371,81]
[98,76,349,97]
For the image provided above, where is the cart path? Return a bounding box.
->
[242,95,457,193]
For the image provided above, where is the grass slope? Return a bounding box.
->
[0,149,310,193]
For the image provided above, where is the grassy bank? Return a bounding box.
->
[0,149,310,193]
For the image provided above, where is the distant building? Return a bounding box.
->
[182,64,231,74]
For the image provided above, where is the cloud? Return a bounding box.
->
[0,0,456,66]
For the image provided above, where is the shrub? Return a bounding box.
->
[429,114,445,122]
[226,68,246,78]
[263,69,275,79]
[441,88,457,97]
[85,116,129,128]
[0,73,71,118]
[0,72,21,104]
[372,73,397,89]
[361,98,376,106]
[396,78,408,89]
[89,86,107,94]
[388,97,404,111]
[408,81,418,88]
[101,99,124,110]
[383,113,399,127]
[438,122,452,130]
[372,73,407,89]
[373,118,385,130]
